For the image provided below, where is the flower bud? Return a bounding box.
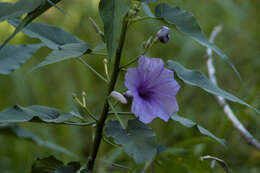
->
[124,90,133,98]
[110,91,127,104]
[156,26,171,43]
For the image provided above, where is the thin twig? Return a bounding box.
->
[63,121,96,126]
[100,158,131,171]
[108,112,134,115]
[108,99,126,129]
[82,106,98,122]
[78,57,108,83]
[110,162,131,171]
[200,155,231,173]
[206,26,260,151]
[103,136,120,148]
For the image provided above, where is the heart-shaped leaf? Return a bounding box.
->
[105,119,158,164]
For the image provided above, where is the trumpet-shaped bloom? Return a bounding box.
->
[124,56,180,124]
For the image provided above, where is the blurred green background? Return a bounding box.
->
[0,0,260,172]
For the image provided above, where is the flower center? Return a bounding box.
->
[138,89,153,100]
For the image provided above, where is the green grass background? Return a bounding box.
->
[0,0,260,172]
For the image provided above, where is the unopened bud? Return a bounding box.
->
[110,91,127,104]
[156,26,171,43]
[124,90,133,98]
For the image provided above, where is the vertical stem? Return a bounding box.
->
[87,20,129,171]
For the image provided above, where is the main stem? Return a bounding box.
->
[87,20,129,171]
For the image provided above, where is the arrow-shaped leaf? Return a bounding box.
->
[0,0,43,22]
[99,0,131,60]
[0,105,75,123]
[156,3,240,79]
[171,113,225,146]
[0,124,76,157]
[0,44,42,75]
[8,18,82,50]
[32,43,90,70]
[0,0,62,50]
[167,60,260,114]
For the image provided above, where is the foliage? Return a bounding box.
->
[0,0,260,172]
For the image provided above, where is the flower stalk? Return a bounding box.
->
[86,18,129,171]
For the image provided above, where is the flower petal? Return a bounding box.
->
[137,56,164,87]
[124,68,140,93]
[125,56,180,124]
[131,97,156,124]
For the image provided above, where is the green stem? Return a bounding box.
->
[120,55,139,68]
[108,112,134,115]
[129,16,161,23]
[78,57,108,83]
[87,20,129,171]
[108,99,126,129]
[82,107,98,122]
[90,52,108,56]
[103,137,120,147]
[63,121,96,126]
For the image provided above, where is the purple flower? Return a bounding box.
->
[156,26,171,43]
[124,56,180,124]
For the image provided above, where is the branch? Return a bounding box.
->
[86,19,129,171]
[206,26,260,151]
[200,155,231,173]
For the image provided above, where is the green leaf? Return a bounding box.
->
[99,0,131,60]
[32,43,90,70]
[105,119,158,164]
[171,113,225,146]
[8,19,82,50]
[0,0,62,50]
[0,124,76,157]
[137,0,158,3]
[167,60,260,114]
[155,3,240,79]
[0,44,42,75]
[141,3,155,18]
[31,156,81,173]
[0,0,43,22]
[0,105,75,123]
[79,169,91,173]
